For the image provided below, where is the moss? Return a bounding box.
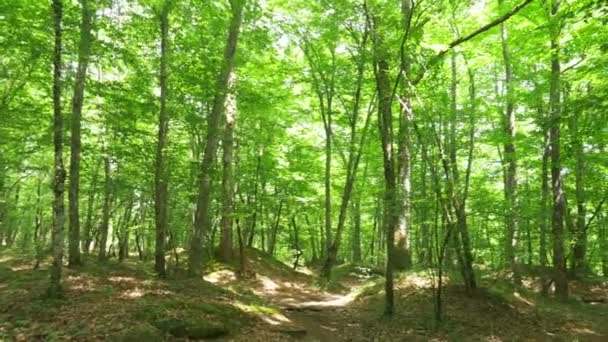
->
[154,318,228,339]
[114,323,165,342]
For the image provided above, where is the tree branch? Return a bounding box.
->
[413,0,535,85]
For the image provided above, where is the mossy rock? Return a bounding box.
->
[154,318,229,339]
[114,323,165,342]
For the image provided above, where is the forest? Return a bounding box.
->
[1,0,607,340]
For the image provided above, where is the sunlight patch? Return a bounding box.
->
[512,292,535,306]
[108,276,137,283]
[0,256,14,263]
[10,265,31,272]
[122,287,145,298]
[257,275,280,293]
[203,270,236,284]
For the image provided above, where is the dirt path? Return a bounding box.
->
[252,278,371,341]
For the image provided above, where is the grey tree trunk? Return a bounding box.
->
[154,0,170,278]
[548,0,568,300]
[220,71,237,262]
[49,0,66,298]
[540,110,550,268]
[351,190,362,263]
[370,11,397,313]
[395,0,414,271]
[320,32,370,277]
[98,136,111,262]
[68,0,93,268]
[499,2,520,283]
[119,196,133,262]
[569,112,587,276]
[82,158,100,253]
[189,0,244,276]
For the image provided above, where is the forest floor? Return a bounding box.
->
[1,248,607,341]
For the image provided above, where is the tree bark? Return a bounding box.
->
[68,0,93,268]
[154,0,170,278]
[548,0,568,300]
[98,135,111,262]
[82,157,100,253]
[395,0,414,271]
[268,199,283,256]
[189,0,244,276]
[499,0,520,283]
[119,196,133,262]
[49,0,66,298]
[369,7,397,314]
[569,111,587,276]
[220,71,237,262]
[540,108,550,268]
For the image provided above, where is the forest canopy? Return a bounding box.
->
[1,0,608,340]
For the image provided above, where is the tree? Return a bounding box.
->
[499,0,520,283]
[220,71,237,262]
[49,0,66,298]
[548,0,568,300]
[189,0,245,276]
[154,0,171,278]
[68,0,94,268]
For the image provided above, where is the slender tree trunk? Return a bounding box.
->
[34,177,44,269]
[540,112,550,268]
[370,11,397,314]
[119,197,133,262]
[49,0,66,298]
[220,71,237,262]
[246,145,263,247]
[320,30,370,278]
[98,136,111,262]
[600,213,607,277]
[569,112,587,276]
[305,214,318,262]
[395,0,414,271]
[0,172,5,247]
[268,199,283,256]
[189,0,244,276]
[548,0,568,300]
[323,108,332,259]
[68,0,93,268]
[82,158,100,253]
[499,2,520,283]
[351,190,362,263]
[154,1,170,278]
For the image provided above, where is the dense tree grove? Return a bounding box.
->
[1,0,607,321]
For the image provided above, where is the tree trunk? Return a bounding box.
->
[600,213,607,277]
[540,112,550,268]
[68,0,93,268]
[119,196,133,262]
[98,137,111,262]
[499,1,520,283]
[49,0,66,298]
[569,112,587,276]
[351,190,362,263]
[220,71,237,262]
[268,199,283,256]
[320,28,370,278]
[395,0,414,272]
[189,0,244,276]
[370,12,397,314]
[34,177,44,269]
[82,157,100,253]
[154,0,170,278]
[548,0,568,300]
